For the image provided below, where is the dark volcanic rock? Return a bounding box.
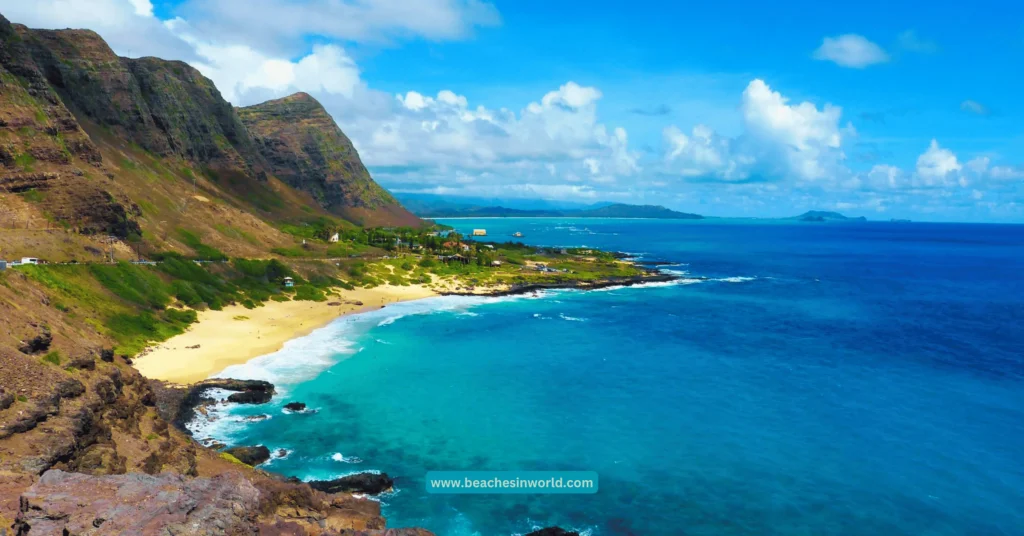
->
[237,93,420,227]
[284,401,307,411]
[309,472,395,495]
[17,329,52,354]
[100,348,115,362]
[223,445,271,466]
[0,388,14,411]
[526,529,581,536]
[228,389,274,404]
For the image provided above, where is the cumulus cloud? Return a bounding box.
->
[663,79,848,182]
[813,34,889,68]
[0,0,198,60]
[168,16,363,103]
[915,140,963,186]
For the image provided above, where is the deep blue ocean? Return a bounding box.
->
[200,219,1024,536]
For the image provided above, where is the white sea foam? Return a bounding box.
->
[559,313,586,322]
[211,294,499,387]
[715,276,757,283]
[331,452,363,464]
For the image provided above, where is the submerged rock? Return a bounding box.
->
[223,445,271,466]
[284,401,307,411]
[526,529,581,536]
[308,472,395,495]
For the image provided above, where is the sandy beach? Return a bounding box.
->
[133,284,438,384]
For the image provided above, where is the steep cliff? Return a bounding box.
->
[238,93,420,227]
[15,24,265,176]
[1,12,417,262]
[0,15,140,237]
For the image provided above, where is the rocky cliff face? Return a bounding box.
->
[238,93,420,227]
[15,24,266,176]
[1,12,417,241]
[0,265,433,536]
[0,15,141,237]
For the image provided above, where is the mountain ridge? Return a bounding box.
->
[1,13,417,262]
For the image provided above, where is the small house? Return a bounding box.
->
[513,232,523,238]
[20,257,39,265]
[491,260,502,267]
[329,233,340,243]
[283,276,295,289]
[472,229,487,236]
[0,260,6,271]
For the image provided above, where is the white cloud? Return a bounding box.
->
[174,0,500,54]
[960,100,990,116]
[0,0,197,60]
[813,34,889,68]
[663,79,848,182]
[915,139,962,186]
[128,0,154,17]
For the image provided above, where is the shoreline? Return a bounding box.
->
[134,272,676,385]
[133,284,439,384]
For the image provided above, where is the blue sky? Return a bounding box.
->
[4,0,1023,221]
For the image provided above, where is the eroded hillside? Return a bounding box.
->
[0,13,418,262]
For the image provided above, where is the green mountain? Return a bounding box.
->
[0,14,417,261]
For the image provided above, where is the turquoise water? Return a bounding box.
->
[200,219,1024,536]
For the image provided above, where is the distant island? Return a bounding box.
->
[788,211,867,222]
[412,202,704,220]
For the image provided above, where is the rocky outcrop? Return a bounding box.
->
[15,469,263,535]
[17,328,52,354]
[309,473,395,495]
[227,389,274,404]
[238,93,419,227]
[285,401,307,411]
[150,378,277,432]
[224,445,271,466]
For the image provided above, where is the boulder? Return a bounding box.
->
[223,445,271,466]
[284,402,307,411]
[228,390,274,404]
[18,329,52,354]
[308,472,394,495]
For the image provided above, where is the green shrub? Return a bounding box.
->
[293,285,327,302]
[176,229,227,261]
[90,263,170,309]
[41,351,61,365]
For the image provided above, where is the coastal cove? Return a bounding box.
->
[190,218,1024,536]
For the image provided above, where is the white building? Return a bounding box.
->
[329,233,340,243]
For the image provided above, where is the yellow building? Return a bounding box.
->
[472,229,487,236]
